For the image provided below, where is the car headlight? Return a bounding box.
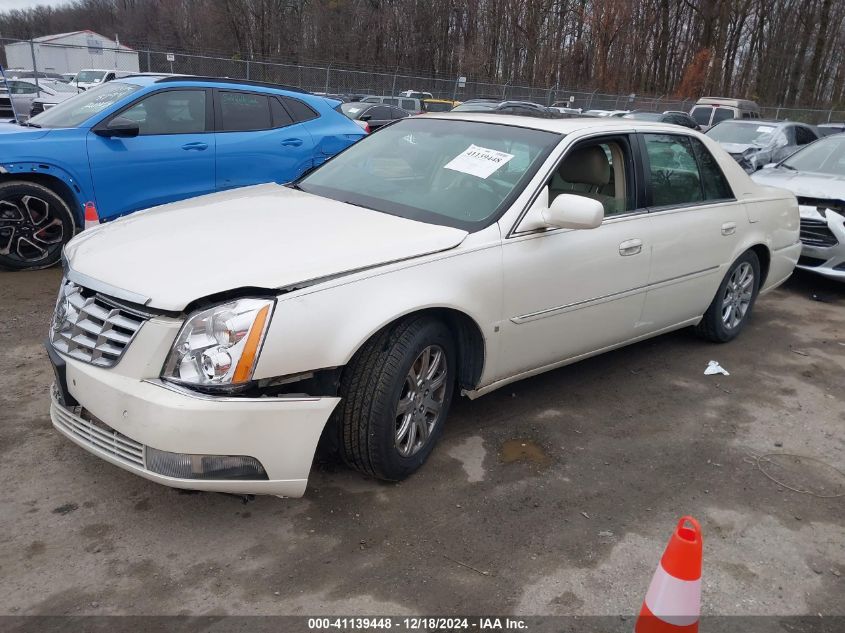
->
[162,298,274,389]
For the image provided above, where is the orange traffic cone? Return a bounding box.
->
[635,516,703,633]
[84,201,99,230]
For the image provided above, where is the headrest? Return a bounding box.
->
[557,146,611,186]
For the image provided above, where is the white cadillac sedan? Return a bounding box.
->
[47,115,800,497]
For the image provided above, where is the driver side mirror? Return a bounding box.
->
[95,117,140,138]
[542,193,604,230]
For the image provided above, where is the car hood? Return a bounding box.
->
[751,168,845,200]
[64,183,469,311]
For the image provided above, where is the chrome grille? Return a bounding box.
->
[799,218,838,248]
[50,279,147,368]
[51,395,145,468]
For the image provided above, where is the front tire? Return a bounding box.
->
[695,250,761,343]
[335,316,456,481]
[0,180,75,271]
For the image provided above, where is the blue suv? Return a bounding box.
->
[0,75,365,270]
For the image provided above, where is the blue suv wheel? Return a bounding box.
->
[0,181,75,270]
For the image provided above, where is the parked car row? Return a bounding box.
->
[0,77,81,121]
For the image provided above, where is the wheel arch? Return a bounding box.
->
[0,170,84,228]
[348,307,487,392]
[747,243,771,287]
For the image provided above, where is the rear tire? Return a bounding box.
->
[0,180,75,271]
[335,316,456,481]
[695,250,761,343]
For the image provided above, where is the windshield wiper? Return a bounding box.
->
[779,163,796,171]
[18,120,41,128]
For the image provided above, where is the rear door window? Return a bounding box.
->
[642,133,704,207]
[384,98,399,106]
[689,138,733,200]
[218,91,271,131]
[401,99,417,111]
[390,107,410,120]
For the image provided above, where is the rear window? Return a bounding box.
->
[425,101,453,113]
[712,107,736,123]
[401,99,417,111]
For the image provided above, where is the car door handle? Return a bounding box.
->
[181,142,208,151]
[619,239,642,256]
[281,138,303,147]
[721,222,737,236]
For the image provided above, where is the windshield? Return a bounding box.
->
[298,118,560,230]
[707,121,778,146]
[75,70,107,83]
[28,81,140,128]
[781,135,845,176]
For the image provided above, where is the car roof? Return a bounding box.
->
[116,74,308,94]
[424,112,709,134]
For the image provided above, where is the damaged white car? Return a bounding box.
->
[47,115,801,497]
[752,133,845,281]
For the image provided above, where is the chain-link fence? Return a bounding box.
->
[2,36,843,123]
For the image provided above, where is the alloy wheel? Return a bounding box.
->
[0,194,65,263]
[394,344,448,458]
[721,262,754,330]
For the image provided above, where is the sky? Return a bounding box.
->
[0,0,66,10]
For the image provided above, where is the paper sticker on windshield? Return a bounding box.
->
[444,145,515,179]
[756,126,775,133]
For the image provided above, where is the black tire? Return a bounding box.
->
[695,250,761,343]
[0,180,76,271]
[335,316,456,481]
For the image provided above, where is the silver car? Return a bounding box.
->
[707,120,820,173]
[752,134,845,281]
[0,79,80,121]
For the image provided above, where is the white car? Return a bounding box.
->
[47,115,801,497]
[752,133,845,280]
[70,68,131,91]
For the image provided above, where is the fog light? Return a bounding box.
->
[145,447,268,480]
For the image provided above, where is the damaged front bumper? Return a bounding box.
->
[796,204,845,281]
[47,313,339,498]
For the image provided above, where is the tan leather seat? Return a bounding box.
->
[550,146,616,213]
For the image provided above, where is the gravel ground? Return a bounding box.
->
[0,267,843,619]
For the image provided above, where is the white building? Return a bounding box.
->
[4,30,139,74]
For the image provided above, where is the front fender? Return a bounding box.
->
[253,230,503,388]
[0,161,93,224]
